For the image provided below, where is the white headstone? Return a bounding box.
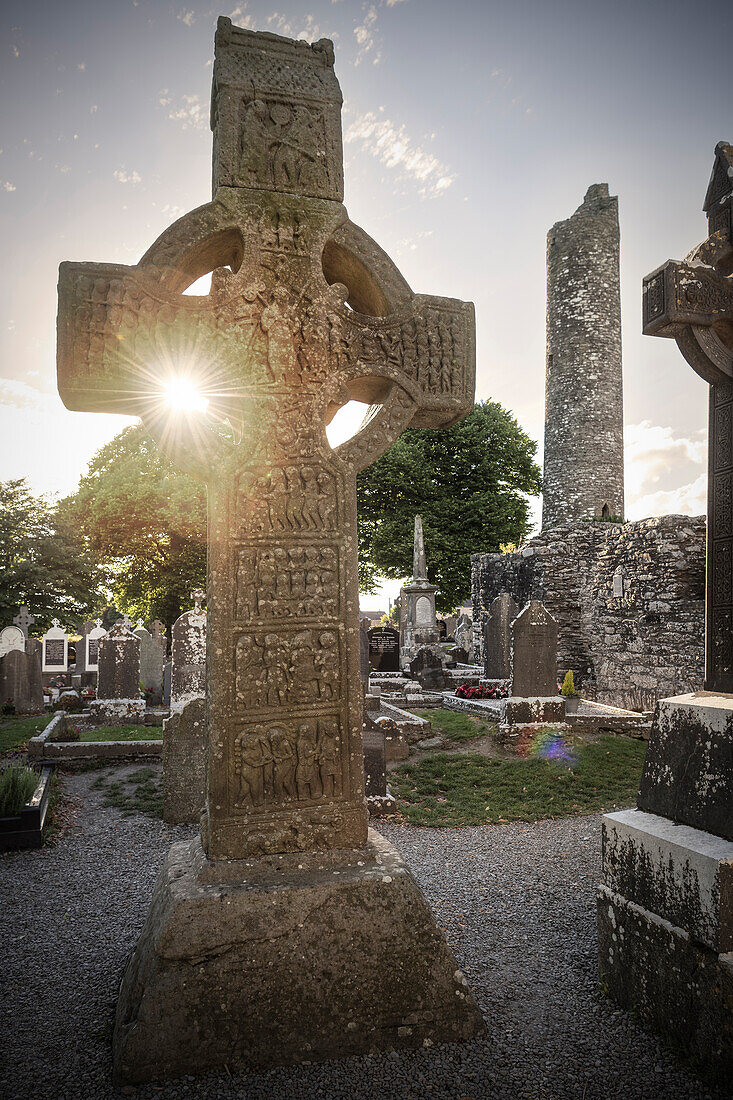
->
[42,619,69,673]
[86,620,107,672]
[0,625,25,658]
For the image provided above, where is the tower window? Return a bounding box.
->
[601,503,610,520]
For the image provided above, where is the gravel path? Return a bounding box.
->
[0,766,726,1100]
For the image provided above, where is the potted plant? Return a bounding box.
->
[560,670,581,713]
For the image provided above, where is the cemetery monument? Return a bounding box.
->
[56,18,482,1081]
[399,514,440,665]
[596,141,733,1070]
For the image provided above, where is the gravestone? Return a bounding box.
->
[368,625,400,672]
[410,647,448,691]
[437,618,447,639]
[0,625,25,658]
[74,620,94,674]
[170,591,206,713]
[484,593,518,679]
[510,600,558,697]
[454,611,473,659]
[162,660,172,707]
[0,642,43,714]
[163,697,207,823]
[12,605,35,638]
[362,714,395,814]
[399,515,440,663]
[85,620,106,678]
[134,620,166,705]
[41,619,68,674]
[91,620,144,723]
[596,142,733,1071]
[56,18,482,1081]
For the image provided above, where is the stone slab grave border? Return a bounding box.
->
[0,764,53,851]
[27,712,164,768]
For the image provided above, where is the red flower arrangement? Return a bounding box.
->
[455,682,508,700]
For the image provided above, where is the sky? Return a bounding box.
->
[0,0,731,607]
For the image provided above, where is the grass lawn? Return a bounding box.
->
[413,709,497,743]
[390,733,647,826]
[90,766,162,817]
[78,725,161,742]
[0,714,53,756]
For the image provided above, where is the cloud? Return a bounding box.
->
[113,168,142,184]
[354,5,379,64]
[3,181,16,192]
[266,12,322,39]
[344,110,455,197]
[177,9,195,26]
[625,420,707,520]
[164,93,207,130]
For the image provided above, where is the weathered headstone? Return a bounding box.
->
[596,142,733,1071]
[134,621,166,705]
[41,619,68,674]
[85,619,106,676]
[170,591,206,713]
[367,624,400,672]
[510,600,558,697]
[410,647,448,690]
[74,620,94,674]
[163,697,207,823]
[56,18,481,1081]
[91,620,144,723]
[162,660,172,707]
[0,625,25,658]
[12,605,35,638]
[483,593,518,679]
[0,641,43,715]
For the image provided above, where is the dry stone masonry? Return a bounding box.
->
[56,18,482,1081]
[472,515,705,711]
[543,184,624,529]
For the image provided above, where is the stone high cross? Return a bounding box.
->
[643,141,733,692]
[57,19,475,860]
[12,606,35,638]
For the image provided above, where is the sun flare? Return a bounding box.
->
[163,377,209,413]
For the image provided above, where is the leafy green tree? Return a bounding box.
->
[0,479,103,631]
[356,401,541,612]
[58,425,207,633]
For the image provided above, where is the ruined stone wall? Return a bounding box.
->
[543,184,625,529]
[472,516,706,711]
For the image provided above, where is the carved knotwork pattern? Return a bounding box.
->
[715,401,733,470]
[714,471,733,538]
[644,272,665,325]
[713,541,733,607]
[712,609,733,679]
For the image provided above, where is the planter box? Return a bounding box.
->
[0,765,53,851]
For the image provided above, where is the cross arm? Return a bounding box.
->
[643,259,733,338]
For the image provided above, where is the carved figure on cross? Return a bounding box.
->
[56,17,475,862]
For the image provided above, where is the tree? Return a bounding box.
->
[58,425,207,633]
[0,479,103,631]
[356,401,541,612]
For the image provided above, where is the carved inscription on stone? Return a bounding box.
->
[236,545,338,620]
[234,714,343,808]
[235,628,340,709]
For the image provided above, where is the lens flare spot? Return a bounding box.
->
[163,377,209,413]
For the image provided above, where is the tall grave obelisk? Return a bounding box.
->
[56,18,483,1082]
[597,142,733,1072]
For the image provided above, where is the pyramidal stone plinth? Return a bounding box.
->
[56,18,483,1082]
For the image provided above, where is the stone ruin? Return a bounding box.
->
[596,140,733,1072]
[56,18,483,1081]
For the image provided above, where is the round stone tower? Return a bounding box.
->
[542,183,624,529]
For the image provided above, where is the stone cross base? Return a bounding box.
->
[112,832,484,1083]
[503,697,566,726]
[89,698,145,724]
[597,809,733,1075]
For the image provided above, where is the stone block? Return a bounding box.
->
[113,832,485,1083]
[504,697,566,725]
[597,885,733,1075]
[638,692,733,840]
[89,698,145,724]
[163,697,207,824]
[602,809,733,953]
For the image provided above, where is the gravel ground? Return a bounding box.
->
[0,765,727,1100]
